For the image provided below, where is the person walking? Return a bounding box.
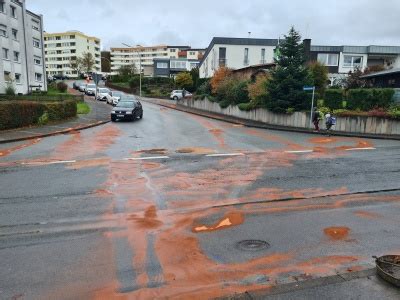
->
[325,112,336,135]
[312,107,321,132]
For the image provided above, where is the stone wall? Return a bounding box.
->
[180,98,400,136]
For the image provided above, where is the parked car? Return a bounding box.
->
[170,90,192,100]
[78,83,87,92]
[96,88,111,101]
[85,84,97,96]
[53,74,69,80]
[111,100,143,122]
[106,91,124,106]
[72,81,80,90]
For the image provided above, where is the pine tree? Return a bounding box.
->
[266,27,310,113]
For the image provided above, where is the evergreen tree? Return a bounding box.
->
[266,27,310,113]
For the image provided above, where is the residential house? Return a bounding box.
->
[0,0,47,94]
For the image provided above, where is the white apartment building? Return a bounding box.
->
[110,45,192,75]
[44,30,101,77]
[199,37,279,78]
[0,0,46,94]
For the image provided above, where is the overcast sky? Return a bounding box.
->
[27,0,400,50]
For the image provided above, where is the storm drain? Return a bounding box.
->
[236,240,270,251]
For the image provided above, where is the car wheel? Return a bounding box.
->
[111,116,116,122]
[173,96,178,100]
[140,112,143,119]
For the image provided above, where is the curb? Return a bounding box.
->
[0,119,110,144]
[141,98,400,141]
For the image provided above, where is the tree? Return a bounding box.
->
[190,67,200,89]
[308,61,328,98]
[266,27,310,113]
[118,64,137,77]
[175,72,193,90]
[70,59,82,76]
[80,52,96,74]
[344,67,368,89]
[210,67,232,94]
[248,73,270,101]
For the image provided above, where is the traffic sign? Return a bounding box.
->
[92,73,102,85]
[303,86,315,91]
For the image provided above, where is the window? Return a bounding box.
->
[33,38,40,48]
[13,51,19,62]
[35,73,42,82]
[10,5,16,18]
[261,48,266,63]
[317,53,339,66]
[32,19,40,31]
[34,56,41,65]
[170,61,186,69]
[0,1,5,13]
[70,35,75,39]
[157,62,168,68]
[219,47,226,67]
[244,48,249,65]
[170,49,176,52]
[15,73,21,83]
[0,24,6,37]
[2,47,8,59]
[12,28,17,40]
[4,71,11,82]
[343,55,363,68]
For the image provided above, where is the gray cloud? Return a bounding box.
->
[27,0,400,50]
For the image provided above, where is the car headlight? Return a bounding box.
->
[111,110,116,113]
[125,111,132,115]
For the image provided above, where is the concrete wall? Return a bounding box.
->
[180,98,400,136]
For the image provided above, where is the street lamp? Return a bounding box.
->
[122,43,142,97]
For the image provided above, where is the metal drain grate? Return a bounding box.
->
[236,240,270,251]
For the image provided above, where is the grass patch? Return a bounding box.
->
[77,102,90,114]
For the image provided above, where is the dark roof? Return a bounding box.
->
[311,45,400,54]
[200,37,279,66]
[232,63,276,73]
[360,68,400,78]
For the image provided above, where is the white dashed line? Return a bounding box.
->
[205,153,245,157]
[21,160,76,166]
[124,156,170,161]
[284,150,314,154]
[345,147,376,151]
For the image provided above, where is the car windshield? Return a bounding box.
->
[99,88,109,93]
[120,96,136,101]
[116,101,135,108]
[87,84,96,88]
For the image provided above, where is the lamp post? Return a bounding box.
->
[122,43,142,98]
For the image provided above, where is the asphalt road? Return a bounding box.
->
[1,93,400,299]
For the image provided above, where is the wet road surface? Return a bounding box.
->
[1,99,400,299]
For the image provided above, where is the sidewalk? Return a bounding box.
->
[0,96,111,144]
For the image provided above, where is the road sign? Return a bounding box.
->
[303,86,315,91]
[92,73,102,85]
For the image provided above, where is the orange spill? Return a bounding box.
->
[354,210,381,219]
[137,148,167,155]
[175,147,215,154]
[324,227,350,240]
[308,137,338,144]
[0,138,41,157]
[192,212,244,233]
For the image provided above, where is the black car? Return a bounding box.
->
[111,100,143,122]
[72,81,80,89]
[53,74,69,80]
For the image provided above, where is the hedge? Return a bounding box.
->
[324,89,344,110]
[0,100,77,130]
[347,88,394,111]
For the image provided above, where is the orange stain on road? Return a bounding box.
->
[192,212,244,233]
[0,138,41,157]
[324,227,350,240]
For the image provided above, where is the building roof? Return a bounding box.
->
[200,37,279,66]
[111,45,168,51]
[311,45,400,54]
[232,63,276,73]
[360,68,400,79]
[44,30,100,41]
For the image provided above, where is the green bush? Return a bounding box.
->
[238,102,256,111]
[231,80,250,104]
[0,100,77,130]
[5,84,16,96]
[219,99,231,108]
[196,80,212,95]
[324,89,344,109]
[38,112,49,125]
[347,88,394,111]
[56,81,68,93]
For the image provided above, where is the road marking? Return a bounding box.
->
[205,153,245,157]
[284,150,314,154]
[345,147,376,151]
[21,160,76,166]
[124,156,170,161]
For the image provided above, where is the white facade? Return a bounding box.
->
[199,38,278,78]
[44,30,101,77]
[0,0,46,94]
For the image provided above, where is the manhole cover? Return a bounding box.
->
[236,240,270,251]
